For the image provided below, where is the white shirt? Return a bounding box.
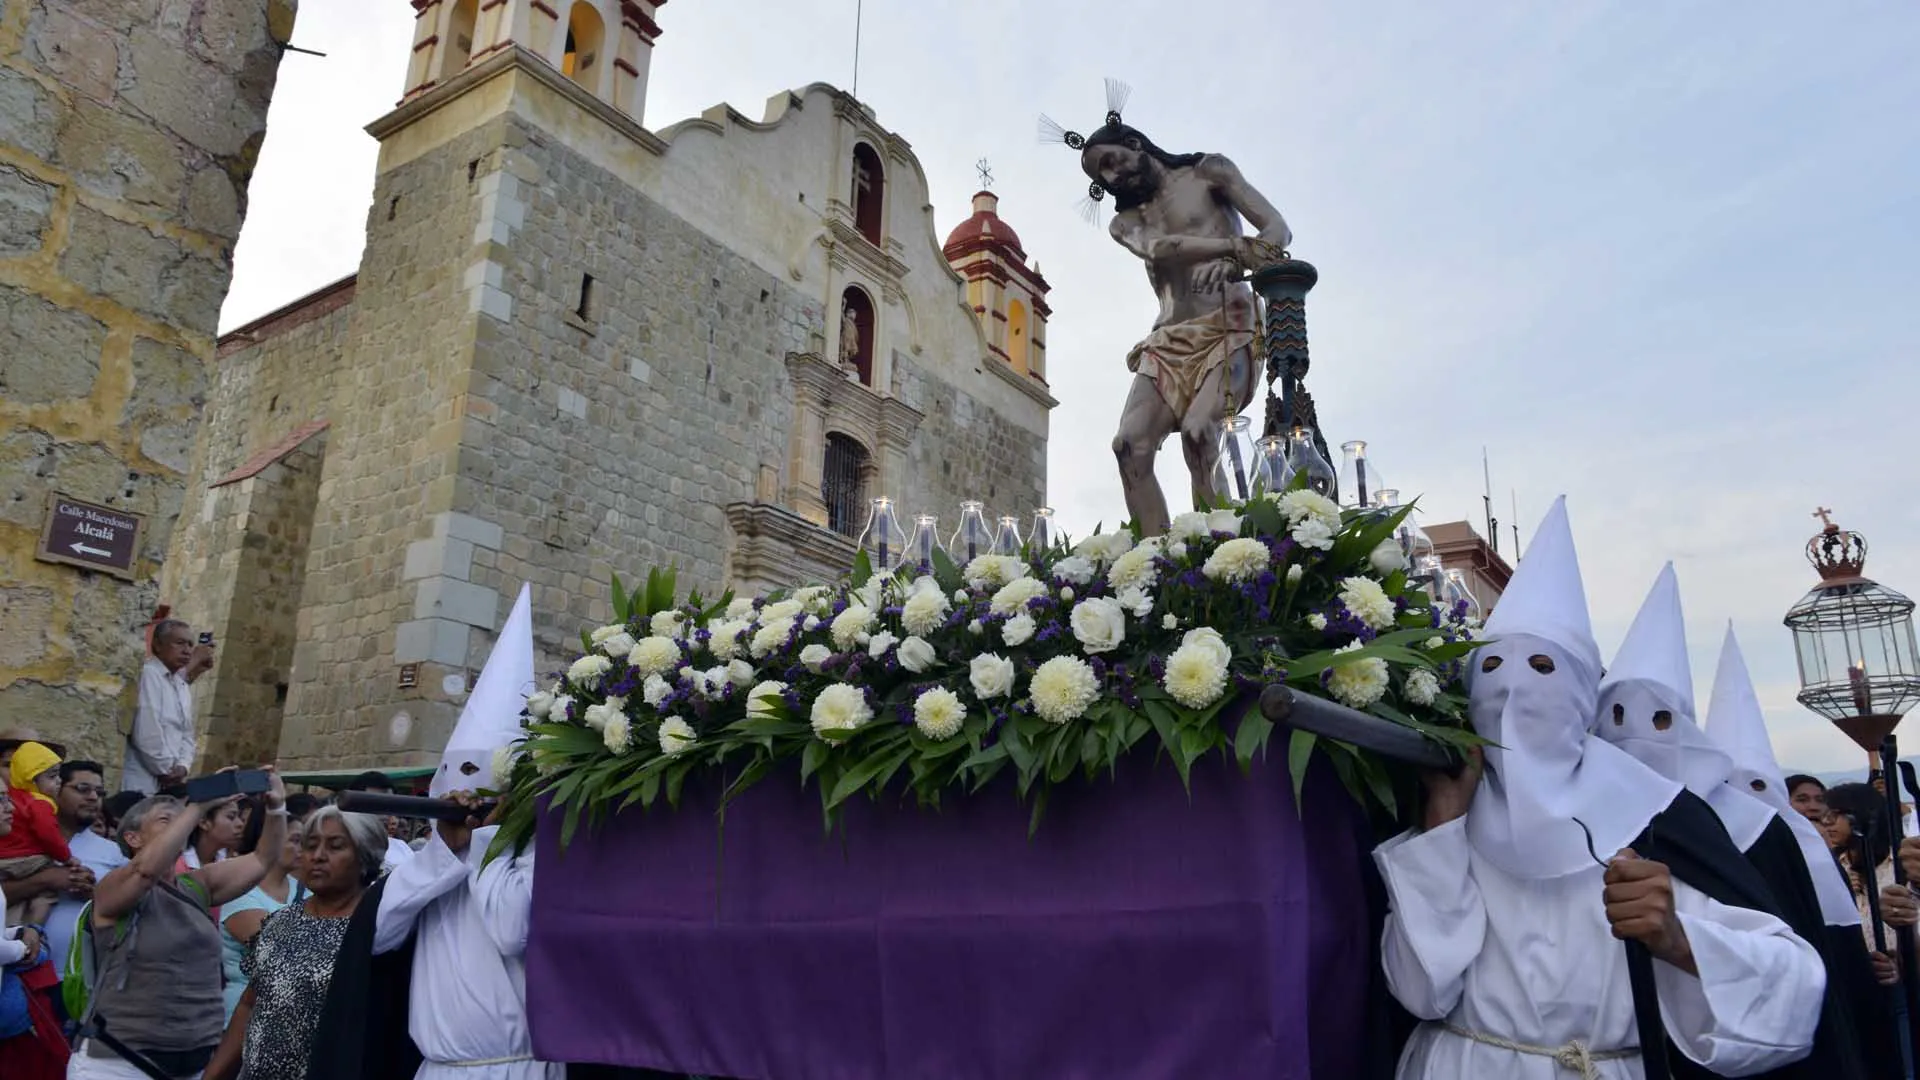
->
[47,829,129,971]
[0,881,28,966]
[1378,817,1824,1079]
[373,826,559,1080]
[125,656,197,793]
[385,835,415,870]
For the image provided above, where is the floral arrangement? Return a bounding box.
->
[487,491,1483,856]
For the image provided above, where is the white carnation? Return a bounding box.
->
[707,619,750,661]
[1308,613,1328,631]
[1368,538,1409,576]
[868,631,899,658]
[913,687,966,741]
[804,615,821,631]
[727,659,756,686]
[898,635,936,673]
[1405,668,1442,706]
[964,554,1024,590]
[761,598,804,623]
[567,654,613,689]
[1289,516,1336,552]
[490,744,519,785]
[1286,564,1304,585]
[589,624,628,646]
[901,588,951,636]
[1051,555,1097,586]
[1107,546,1161,592]
[810,683,873,737]
[627,636,682,677]
[750,617,795,659]
[1202,537,1272,584]
[642,674,672,708]
[1162,613,1179,630]
[1206,508,1242,535]
[657,716,696,757]
[1168,540,1188,560]
[1001,613,1036,647]
[831,605,876,651]
[1181,627,1233,670]
[582,696,626,731]
[1338,576,1398,631]
[549,695,574,722]
[1326,641,1390,709]
[1074,531,1136,564]
[853,578,885,611]
[1070,596,1126,654]
[598,631,636,658]
[602,714,633,753]
[524,687,555,720]
[794,585,835,615]
[1164,642,1230,709]
[1277,489,1341,531]
[747,680,787,717]
[800,644,833,672]
[1117,586,1153,618]
[649,610,686,638]
[968,619,985,635]
[726,597,757,619]
[969,653,1015,699]
[1169,512,1212,541]
[1029,655,1100,724]
[990,576,1049,616]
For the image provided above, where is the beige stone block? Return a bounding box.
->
[123,29,251,158]
[59,206,226,330]
[0,166,55,257]
[0,286,107,403]
[0,586,57,668]
[193,0,270,71]
[183,164,241,235]
[56,98,189,211]
[124,336,208,417]
[25,4,122,103]
[0,65,66,160]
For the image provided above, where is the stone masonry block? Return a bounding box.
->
[0,65,64,160]
[59,206,225,329]
[432,511,504,551]
[0,166,54,257]
[0,586,56,668]
[0,287,107,403]
[25,4,122,102]
[123,28,254,157]
[555,386,587,418]
[470,284,512,322]
[402,536,474,582]
[412,576,499,628]
[55,97,188,211]
[394,617,470,667]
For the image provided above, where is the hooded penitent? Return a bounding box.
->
[1464,496,1681,879]
[430,582,535,798]
[1704,622,1861,927]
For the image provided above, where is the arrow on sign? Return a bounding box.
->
[71,542,113,558]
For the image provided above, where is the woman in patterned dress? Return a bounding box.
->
[206,806,388,1080]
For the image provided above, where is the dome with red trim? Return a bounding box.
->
[943,191,1025,262]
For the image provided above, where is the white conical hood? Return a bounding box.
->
[1465,497,1680,879]
[1483,495,1602,679]
[1703,623,1861,926]
[431,583,535,797]
[1600,563,1695,719]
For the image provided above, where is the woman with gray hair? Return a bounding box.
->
[205,808,385,1080]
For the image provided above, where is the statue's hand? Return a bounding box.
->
[1191,259,1238,295]
[1231,236,1288,271]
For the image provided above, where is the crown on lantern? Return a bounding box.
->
[1806,507,1869,583]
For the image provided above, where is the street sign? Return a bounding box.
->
[36,493,144,580]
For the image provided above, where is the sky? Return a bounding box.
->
[224,0,1920,775]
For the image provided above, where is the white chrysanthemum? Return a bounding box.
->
[1070,596,1126,654]
[831,605,876,651]
[1289,516,1336,552]
[914,686,967,741]
[1368,539,1409,576]
[1206,508,1242,535]
[549,695,574,722]
[750,617,795,659]
[800,644,832,672]
[598,631,636,659]
[1074,531,1136,564]
[1308,613,1329,631]
[582,696,626,731]
[1286,564,1304,585]
[991,576,1049,616]
[524,687,555,720]
[649,610,686,638]
[969,653,1015,699]
[1117,586,1153,618]
[1181,626,1232,670]
[898,635,936,673]
[1167,540,1188,560]
[707,619,750,661]
[1327,641,1390,709]
[1029,655,1100,724]
[1169,512,1212,541]
[901,588,951,637]
[1051,555,1097,585]
[642,674,672,708]
[1001,613,1036,646]
[760,598,804,624]
[726,597,757,619]
[747,680,786,717]
[868,631,899,658]
[1339,576,1397,631]
[491,744,519,785]
[1277,489,1341,530]
[964,554,1024,590]
[727,659,755,686]
[1107,546,1160,592]
[1405,669,1442,706]
[602,714,633,754]
[1203,537,1272,584]
[1164,641,1230,709]
[589,624,628,646]
[627,636,681,677]
[657,716,696,757]
[1162,613,1179,630]
[810,683,873,738]
[567,654,613,689]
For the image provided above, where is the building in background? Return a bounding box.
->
[1427,520,1512,613]
[164,0,1055,773]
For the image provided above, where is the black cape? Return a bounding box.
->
[1628,789,1864,1080]
[307,875,423,1080]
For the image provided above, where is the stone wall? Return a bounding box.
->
[0,0,294,768]
[894,353,1049,537]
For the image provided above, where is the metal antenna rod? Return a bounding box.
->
[851,0,864,99]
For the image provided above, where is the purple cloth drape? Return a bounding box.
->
[527,744,1373,1080]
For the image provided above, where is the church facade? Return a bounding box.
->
[161,0,1055,772]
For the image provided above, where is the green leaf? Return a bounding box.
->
[799,739,829,784]
[1287,728,1318,810]
[826,744,912,810]
[1027,784,1051,839]
[610,571,629,623]
[1355,753,1399,818]
[1233,711,1275,774]
[849,550,874,590]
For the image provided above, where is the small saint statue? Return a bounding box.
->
[839,303,862,378]
[1057,109,1292,537]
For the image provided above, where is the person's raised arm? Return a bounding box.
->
[1199,154,1292,256]
[193,769,287,906]
[93,799,211,924]
[373,804,476,953]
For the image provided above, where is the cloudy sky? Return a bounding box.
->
[225,0,1920,775]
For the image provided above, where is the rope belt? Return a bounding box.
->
[435,1054,535,1067]
[1444,1023,1638,1079]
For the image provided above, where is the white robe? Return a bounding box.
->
[373,825,561,1080]
[1378,817,1825,1079]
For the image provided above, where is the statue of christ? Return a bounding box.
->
[1081,123,1292,537]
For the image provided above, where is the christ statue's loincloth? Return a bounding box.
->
[1123,302,1258,422]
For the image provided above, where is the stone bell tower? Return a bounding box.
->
[401,0,663,120]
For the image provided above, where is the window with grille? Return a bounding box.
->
[823,434,868,538]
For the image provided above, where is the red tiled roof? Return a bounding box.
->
[211,419,330,487]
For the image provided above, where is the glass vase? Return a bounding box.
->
[948,500,994,565]
[1028,507,1055,555]
[992,515,1023,557]
[1255,433,1292,495]
[1286,428,1337,498]
[1214,414,1259,504]
[906,514,942,571]
[1338,440,1386,509]
[855,496,909,574]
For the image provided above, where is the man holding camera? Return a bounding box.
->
[126,619,214,795]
